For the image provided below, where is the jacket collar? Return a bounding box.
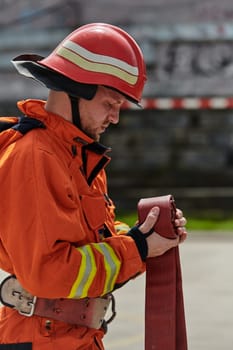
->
[17,99,111,155]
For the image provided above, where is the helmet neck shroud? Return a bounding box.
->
[12,55,98,129]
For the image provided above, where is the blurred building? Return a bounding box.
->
[1,0,233,215]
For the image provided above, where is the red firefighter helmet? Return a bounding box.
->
[12,23,147,105]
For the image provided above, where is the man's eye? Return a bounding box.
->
[105,102,112,110]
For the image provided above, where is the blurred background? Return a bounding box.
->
[1,0,233,218]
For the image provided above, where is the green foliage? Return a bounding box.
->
[117,212,138,227]
[186,218,233,230]
[116,211,233,231]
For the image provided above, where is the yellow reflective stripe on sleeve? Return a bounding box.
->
[114,221,130,234]
[92,242,121,295]
[68,245,97,298]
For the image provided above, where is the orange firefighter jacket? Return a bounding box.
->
[0,99,145,349]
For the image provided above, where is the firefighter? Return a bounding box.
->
[0,23,187,349]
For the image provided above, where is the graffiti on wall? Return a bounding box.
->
[143,41,233,97]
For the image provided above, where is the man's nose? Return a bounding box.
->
[109,110,120,124]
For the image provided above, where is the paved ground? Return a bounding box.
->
[104,232,233,350]
[1,231,233,349]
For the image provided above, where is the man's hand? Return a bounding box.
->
[139,206,187,258]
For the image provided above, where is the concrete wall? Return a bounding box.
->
[101,108,233,214]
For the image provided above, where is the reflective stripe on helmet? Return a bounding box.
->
[12,23,147,103]
[56,40,139,85]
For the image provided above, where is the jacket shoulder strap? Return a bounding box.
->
[0,116,45,134]
[0,116,46,151]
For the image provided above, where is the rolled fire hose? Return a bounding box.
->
[138,194,188,350]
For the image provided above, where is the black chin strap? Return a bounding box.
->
[69,95,81,129]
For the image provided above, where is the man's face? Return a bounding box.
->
[79,86,126,141]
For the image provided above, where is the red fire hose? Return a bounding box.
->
[138,195,188,350]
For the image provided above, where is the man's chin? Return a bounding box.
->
[82,129,99,141]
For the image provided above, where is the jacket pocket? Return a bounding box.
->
[81,195,106,231]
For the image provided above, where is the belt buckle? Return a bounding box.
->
[0,275,37,317]
[17,295,37,317]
